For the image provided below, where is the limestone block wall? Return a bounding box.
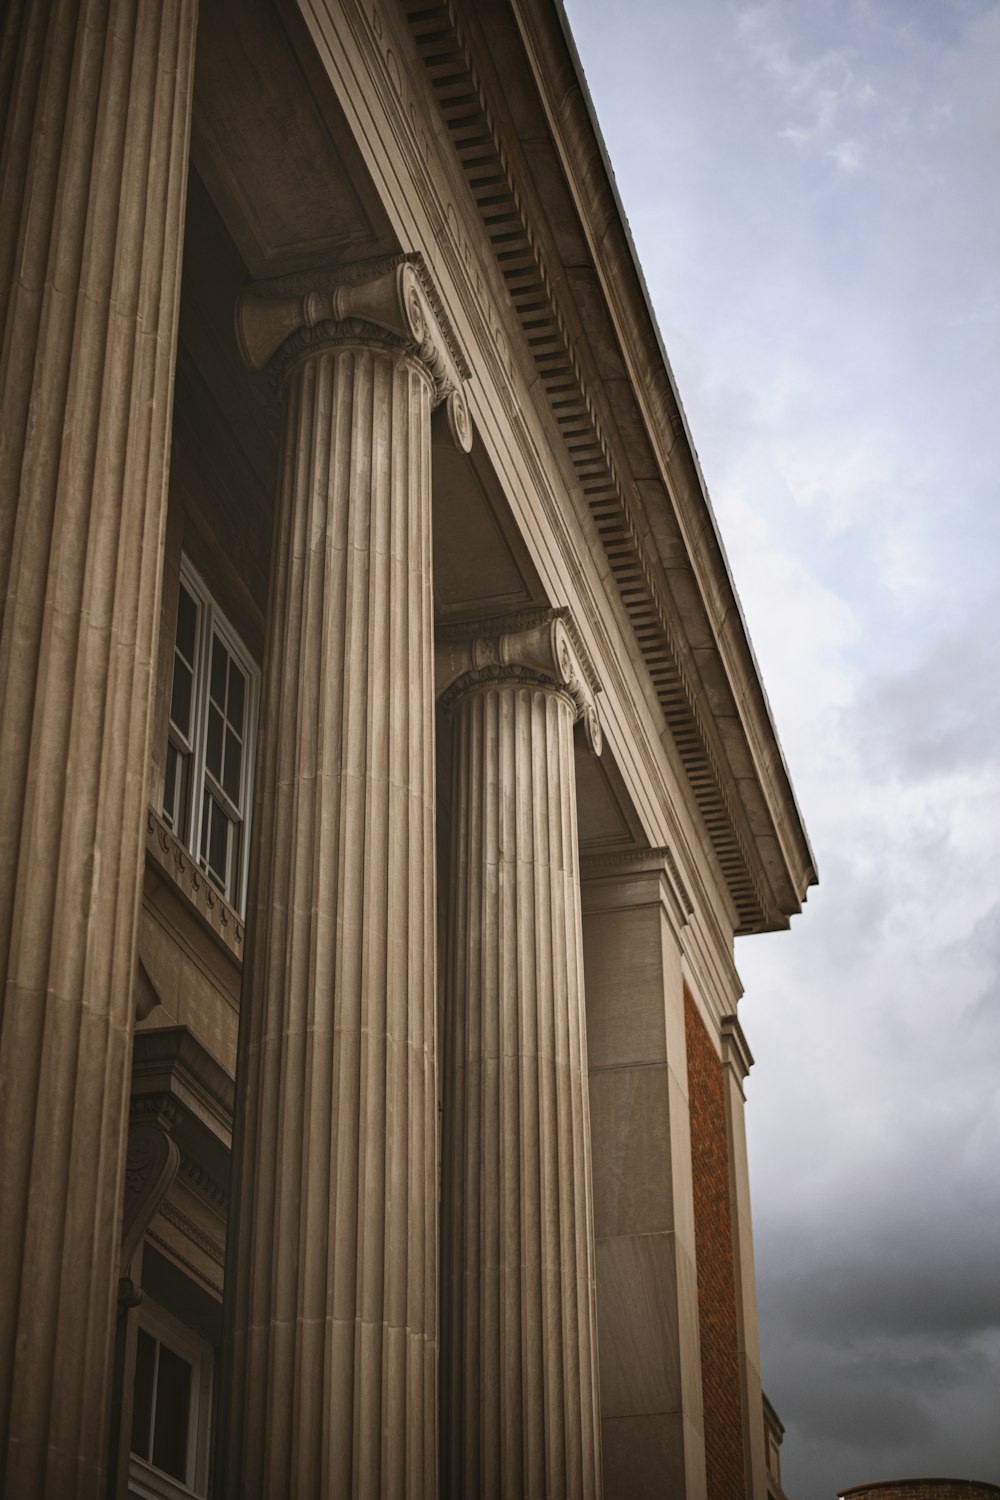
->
[685,987,747,1499]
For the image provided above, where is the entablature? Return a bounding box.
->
[398,0,817,934]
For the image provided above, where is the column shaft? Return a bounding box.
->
[442,681,602,1500]
[0,2,195,1494]
[222,342,438,1499]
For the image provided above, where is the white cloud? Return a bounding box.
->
[829,137,863,172]
[733,0,879,152]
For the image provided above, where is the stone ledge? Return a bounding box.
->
[144,807,244,964]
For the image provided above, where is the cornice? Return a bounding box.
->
[131,1024,235,1153]
[402,0,817,933]
[145,1226,224,1300]
[528,0,818,903]
[158,1200,225,1269]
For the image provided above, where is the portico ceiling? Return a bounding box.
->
[184,0,816,935]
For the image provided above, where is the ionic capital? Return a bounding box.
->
[235,252,472,450]
[437,607,602,754]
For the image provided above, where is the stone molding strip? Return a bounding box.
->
[157,1200,225,1269]
[145,808,244,960]
[130,1025,235,1232]
[145,1227,223,1300]
[131,1024,235,1150]
[580,844,694,925]
[721,1013,755,1089]
[179,1153,229,1213]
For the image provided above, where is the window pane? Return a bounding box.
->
[210,636,227,708]
[150,1343,191,1482]
[223,729,242,804]
[163,742,179,830]
[203,795,231,895]
[175,584,197,664]
[206,705,223,782]
[170,658,193,737]
[209,802,230,888]
[130,1328,156,1462]
[227,661,246,730]
[167,562,258,916]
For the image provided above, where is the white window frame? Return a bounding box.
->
[127,1299,213,1500]
[163,555,259,916]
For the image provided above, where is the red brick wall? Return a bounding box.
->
[840,1486,1000,1500]
[685,986,746,1500]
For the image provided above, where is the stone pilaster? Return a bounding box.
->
[438,610,603,1500]
[221,258,470,1499]
[721,1015,769,1500]
[0,3,196,1495]
[580,852,707,1500]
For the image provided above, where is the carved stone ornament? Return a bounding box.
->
[145,807,245,957]
[134,957,160,1023]
[437,606,602,754]
[234,252,473,451]
[119,1099,181,1275]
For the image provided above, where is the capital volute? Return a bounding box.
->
[436,607,603,755]
[235,253,472,451]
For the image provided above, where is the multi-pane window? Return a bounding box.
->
[162,558,258,913]
[128,1304,212,1499]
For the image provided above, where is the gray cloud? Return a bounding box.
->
[762,1229,1000,1342]
[851,603,1000,776]
[760,1316,1000,1493]
[565,0,1000,1491]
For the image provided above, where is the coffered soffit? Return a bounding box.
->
[191,0,399,277]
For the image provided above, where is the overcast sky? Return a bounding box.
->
[563,0,1000,1492]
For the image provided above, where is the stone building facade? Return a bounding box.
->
[0,1,816,1497]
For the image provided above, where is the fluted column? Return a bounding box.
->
[0,3,196,1495]
[221,258,471,1499]
[439,611,604,1500]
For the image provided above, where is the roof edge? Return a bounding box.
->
[538,0,818,903]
